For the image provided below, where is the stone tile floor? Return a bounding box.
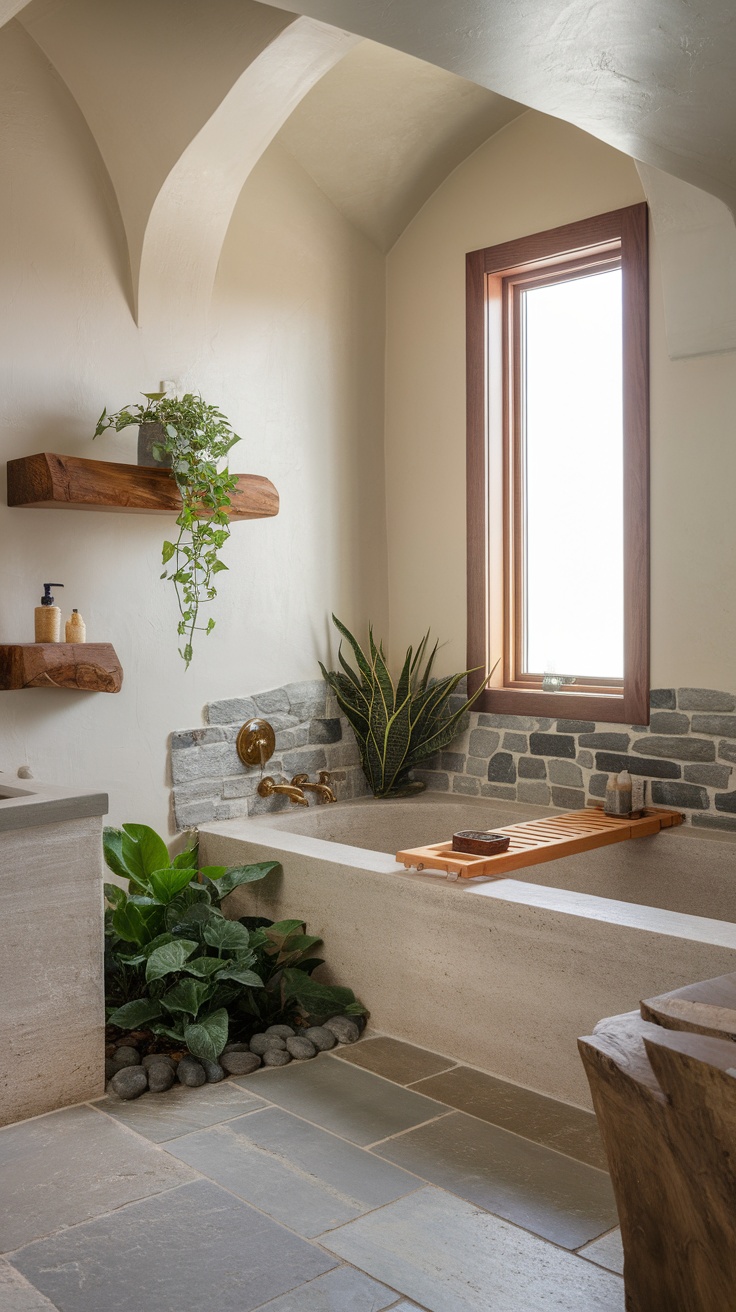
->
[0,1035,625,1311]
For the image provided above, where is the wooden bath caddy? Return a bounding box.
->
[396,807,684,879]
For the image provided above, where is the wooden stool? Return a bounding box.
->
[579,973,736,1311]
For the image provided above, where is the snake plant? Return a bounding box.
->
[320,615,491,798]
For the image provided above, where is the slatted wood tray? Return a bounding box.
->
[396,807,684,879]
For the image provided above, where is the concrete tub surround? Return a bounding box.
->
[201,794,736,1108]
[170,678,368,830]
[0,780,108,1126]
[419,687,736,832]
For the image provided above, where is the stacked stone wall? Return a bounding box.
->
[171,681,736,834]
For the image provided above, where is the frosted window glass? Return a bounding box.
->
[522,268,623,679]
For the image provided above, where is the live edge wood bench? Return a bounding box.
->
[579,972,736,1312]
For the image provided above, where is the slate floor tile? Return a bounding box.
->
[11,1179,336,1312]
[166,1107,418,1237]
[333,1037,457,1085]
[411,1065,606,1169]
[253,1265,402,1310]
[95,1079,266,1142]
[323,1186,624,1312]
[373,1110,617,1248]
[0,1104,195,1252]
[238,1057,447,1146]
[579,1227,625,1275]
[0,1260,57,1311]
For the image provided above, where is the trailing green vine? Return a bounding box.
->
[95,392,240,666]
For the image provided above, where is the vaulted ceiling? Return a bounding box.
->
[259,0,736,217]
[276,40,522,251]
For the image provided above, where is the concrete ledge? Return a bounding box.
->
[0,775,108,833]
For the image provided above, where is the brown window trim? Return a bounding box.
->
[466,203,650,726]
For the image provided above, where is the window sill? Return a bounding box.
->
[469,683,649,726]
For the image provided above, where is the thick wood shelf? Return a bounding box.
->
[0,644,123,693]
[7,453,279,520]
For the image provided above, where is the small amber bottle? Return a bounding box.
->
[65,609,87,643]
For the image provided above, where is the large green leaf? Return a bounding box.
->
[146,938,198,982]
[184,1008,229,1061]
[104,882,126,909]
[184,956,227,978]
[148,866,198,905]
[103,828,130,881]
[172,844,199,870]
[209,862,280,898]
[161,978,213,1017]
[200,866,227,883]
[203,919,251,953]
[149,1020,186,1043]
[215,966,264,988]
[108,997,163,1029]
[269,919,305,937]
[112,901,148,945]
[141,932,179,957]
[121,824,170,884]
[281,969,365,1022]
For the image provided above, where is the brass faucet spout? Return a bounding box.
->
[257,776,309,806]
[290,772,337,804]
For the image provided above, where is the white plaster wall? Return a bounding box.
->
[384,111,736,689]
[0,24,387,833]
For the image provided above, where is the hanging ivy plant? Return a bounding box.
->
[95,392,240,667]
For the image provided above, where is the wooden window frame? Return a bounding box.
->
[466,203,650,725]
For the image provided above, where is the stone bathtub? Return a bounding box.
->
[200,794,736,1108]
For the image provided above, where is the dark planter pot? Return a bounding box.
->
[137,422,173,469]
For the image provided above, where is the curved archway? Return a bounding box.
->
[136,16,358,363]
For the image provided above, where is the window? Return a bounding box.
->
[466,203,649,724]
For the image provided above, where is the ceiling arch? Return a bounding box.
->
[137,18,358,358]
[257,0,736,218]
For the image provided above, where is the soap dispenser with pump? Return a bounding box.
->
[34,583,64,643]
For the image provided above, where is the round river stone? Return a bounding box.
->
[142,1053,175,1071]
[262,1047,291,1067]
[265,1024,295,1038]
[324,1016,360,1045]
[105,1058,117,1082]
[220,1051,261,1076]
[223,1042,251,1053]
[147,1061,175,1093]
[111,1046,141,1070]
[249,1033,286,1056]
[177,1056,207,1087]
[303,1026,336,1052]
[110,1066,148,1100]
[202,1059,226,1083]
[286,1036,317,1060]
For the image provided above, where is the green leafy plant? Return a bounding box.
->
[104,823,365,1062]
[320,615,494,798]
[95,392,240,666]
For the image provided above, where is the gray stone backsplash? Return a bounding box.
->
[415,687,736,831]
[170,679,368,830]
[171,681,736,834]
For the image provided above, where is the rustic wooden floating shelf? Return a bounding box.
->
[7,453,279,520]
[397,806,685,879]
[0,643,123,693]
